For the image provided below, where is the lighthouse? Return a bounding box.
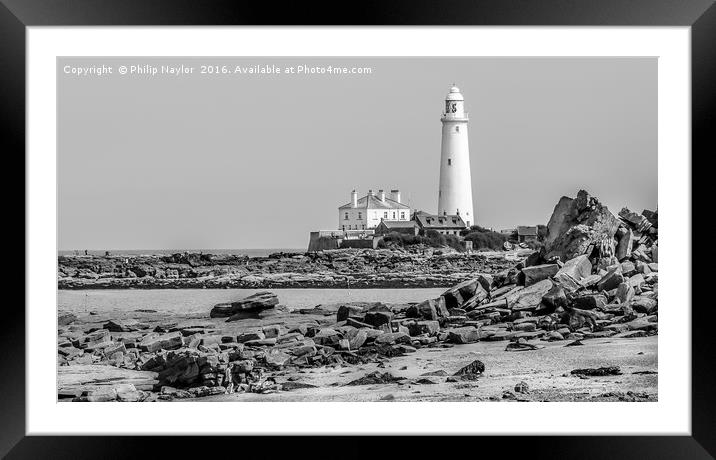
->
[438,85,475,227]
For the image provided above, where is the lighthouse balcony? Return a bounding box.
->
[441,112,469,121]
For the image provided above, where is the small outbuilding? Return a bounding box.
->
[374,220,419,236]
[414,211,466,236]
[517,226,538,243]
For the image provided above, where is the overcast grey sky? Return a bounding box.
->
[58,57,657,250]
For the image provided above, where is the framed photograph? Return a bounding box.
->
[6,0,714,456]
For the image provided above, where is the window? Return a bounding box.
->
[448,159,452,166]
[392,212,396,219]
[455,126,460,132]
[400,212,405,219]
[344,212,349,220]
[384,212,388,218]
[358,212,362,219]
[342,225,345,231]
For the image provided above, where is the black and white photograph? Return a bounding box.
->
[56,56,660,403]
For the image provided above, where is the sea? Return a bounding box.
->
[58,288,447,314]
[57,248,447,313]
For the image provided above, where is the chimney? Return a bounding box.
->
[351,190,358,208]
[390,189,401,203]
[378,189,385,202]
[368,189,374,196]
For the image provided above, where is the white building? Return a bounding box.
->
[338,189,411,231]
[438,85,475,227]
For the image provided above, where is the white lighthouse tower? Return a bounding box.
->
[438,84,475,226]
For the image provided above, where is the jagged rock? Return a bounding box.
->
[619,208,653,232]
[345,328,368,350]
[210,291,279,318]
[237,331,265,343]
[571,366,622,376]
[453,359,485,377]
[521,264,559,287]
[596,265,624,292]
[553,255,592,292]
[505,279,553,311]
[407,299,438,320]
[447,326,480,344]
[572,293,607,310]
[374,332,410,345]
[614,282,636,304]
[544,190,620,261]
[103,319,143,332]
[140,332,183,353]
[615,227,634,260]
[363,304,394,327]
[345,371,404,386]
[632,297,658,314]
[336,304,364,322]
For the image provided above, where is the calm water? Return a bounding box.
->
[58,288,447,314]
[57,248,304,257]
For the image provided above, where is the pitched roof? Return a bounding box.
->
[413,211,466,229]
[377,220,417,229]
[517,226,538,236]
[339,194,410,210]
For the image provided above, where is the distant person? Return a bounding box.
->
[84,249,88,255]
[105,251,110,256]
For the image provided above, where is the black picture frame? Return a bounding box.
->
[3,0,713,457]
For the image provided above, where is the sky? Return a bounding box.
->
[57,57,657,250]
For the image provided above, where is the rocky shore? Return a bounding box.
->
[58,248,526,290]
[57,190,659,402]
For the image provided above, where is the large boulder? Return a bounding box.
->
[210,291,279,318]
[505,279,553,311]
[544,190,620,262]
[521,264,559,287]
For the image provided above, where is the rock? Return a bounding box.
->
[619,208,653,232]
[505,279,553,311]
[556,255,592,281]
[571,366,622,376]
[407,299,438,321]
[346,371,405,386]
[514,381,529,394]
[261,325,283,339]
[572,293,607,310]
[628,274,645,289]
[614,282,635,304]
[58,365,159,395]
[544,191,620,261]
[237,331,265,343]
[632,297,658,314]
[447,327,480,344]
[103,319,143,332]
[363,305,394,327]
[408,320,440,336]
[546,331,565,341]
[596,265,624,292]
[336,304,364,322]
[521,264,559,287]
[345,328,368,350]
[313,328,341,346]
[565,307,598,330]
[374,332,410,345]
[615,227,633,260]
[541,285,567,310]
[140,332,183,353]
[453,359,485,377]
[58,313,77,326]
[620,260,636,277]
[461,284,489,309]
[421,370,448,377]
[210,291,279,318]
[265,349,291,368]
